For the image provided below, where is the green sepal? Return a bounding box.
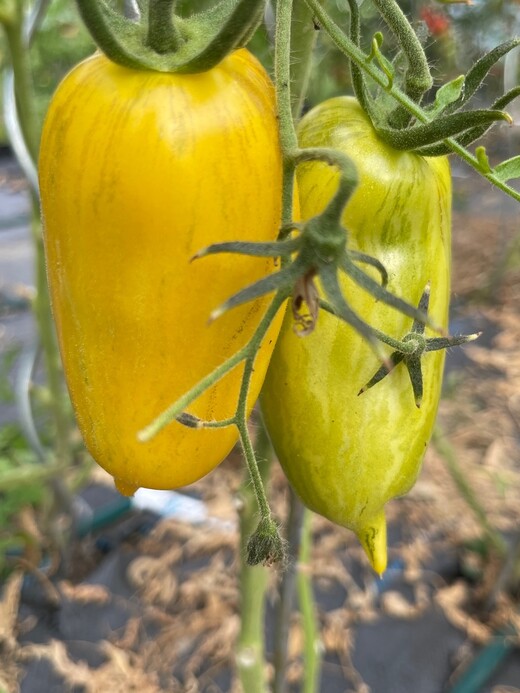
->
[444,38,520,115]
[379,109,510,151]
[358,286,480,407]
[76,0,265,74]
[416,87,520,157]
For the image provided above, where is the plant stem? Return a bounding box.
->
[303,0,520,205]
[290,2,318,119]
[274,0,299,225]
[273,488,305,693]
[236,424,273,693]
[371,0,432,111]
[2,9,73,471]
[237,359,273,524]
[432,426,507,557]
[146,0,182,53]
[297,509,322,693]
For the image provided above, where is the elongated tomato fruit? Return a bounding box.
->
[261,97,451,574]
[39,49,284,495]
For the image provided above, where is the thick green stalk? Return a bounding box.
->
[271,6,322,690]
[371,0,431,125]
[290,1,318,119]
[297,510,322,693]
[274,0,299,225]
[273,488,305,693]
[146,0,182,53]
[236,424,273,693]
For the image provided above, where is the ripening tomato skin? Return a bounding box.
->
[261,97,451,574]
[39,49,284,495]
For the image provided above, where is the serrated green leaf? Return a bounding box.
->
[493,155,520,183]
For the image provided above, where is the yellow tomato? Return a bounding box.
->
[261,97,451,574]
[39,49,284,495]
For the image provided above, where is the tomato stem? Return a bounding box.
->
[146,0,183,54]
[297,509,322,693]
[371,0,432,124]
[236,423,272,692]
[289,2,318,119]
[272,489,306,693]
[274,0,299,227]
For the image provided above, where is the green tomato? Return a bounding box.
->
[261,96,452,575]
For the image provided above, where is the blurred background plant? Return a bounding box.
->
[0,1,520,691]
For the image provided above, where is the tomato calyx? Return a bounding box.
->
[344,0,520,153]
[246,517,286,567]
[359,285,480,407]
[194,147,443,365]
[75,0,264,73]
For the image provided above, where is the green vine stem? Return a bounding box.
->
[303,0,520,204]
[371,0,432,124]
[146,0,182,53]
[236,423,273,693]
[432,426,507,557]
[289,1,318,119]
[273,488,305,693]
[274,0,299,224]
[272,5,322,690]
[297,509,322,693]
[1,5,74,475]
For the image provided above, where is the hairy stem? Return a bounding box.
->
[303,0,520,204]
[297,510,322,693]
[275,0,299,225]
[290,1,319,119]
[273,488,305,693]
[371,0,432,123]
[236,424,273,693]
[146,0,182,53]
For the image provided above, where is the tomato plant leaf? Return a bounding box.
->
[493,155,520,183]
[427,76,465,118]
[445,38,520,114]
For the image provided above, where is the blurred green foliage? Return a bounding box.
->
[0,0,94,142]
